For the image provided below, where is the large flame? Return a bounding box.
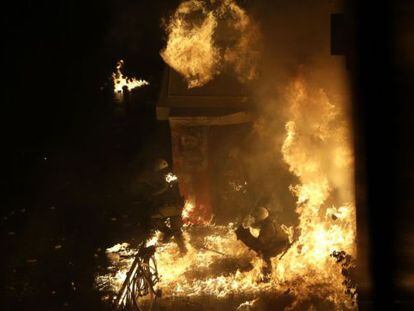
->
[160,0,260,88]
[274,76,357,309]
[96,76,356,309]
[112,60,149,93]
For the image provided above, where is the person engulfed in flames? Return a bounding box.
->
[236,201,290,280]
[145,158,187,254]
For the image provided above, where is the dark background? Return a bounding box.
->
[1,1,180,310]
[349,0,414,309]
[1,0,414,310]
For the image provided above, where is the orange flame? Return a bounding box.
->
[274,77,356,309]
[96,77,356,309]
[112,60,149,93]
[160,0,260,88]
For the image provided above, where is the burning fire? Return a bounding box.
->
[98,1,357,309]
[181,199,211,225]
[96,76,356,309]
[97,225,279,299]
[273,77,357,309]
[112,60,149,93]
[160,0,260,88]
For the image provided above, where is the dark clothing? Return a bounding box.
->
[236,218,289,261]
[151,215,186,253]
[146,169,187,253]
[145,170,171,196]
[236,219,289,279]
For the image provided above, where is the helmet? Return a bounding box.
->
[252,206,269,222]
[154,158,169,172]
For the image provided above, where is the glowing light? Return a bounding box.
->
[112,60,149,93]
[165,172,178,183]
[181,200,195,223]
[98,67,356,310]
[160,0,259,88]
[274,77,357,309]
[97,225,275,298]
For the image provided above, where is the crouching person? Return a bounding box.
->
[236,206,289,280]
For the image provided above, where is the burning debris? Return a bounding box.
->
[97,225,276,308]
[112,60,149,93]
[160,0,260,88]
[331,250,358,302]
[113,242,159,310]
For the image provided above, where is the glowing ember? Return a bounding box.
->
[112,60,149,93]
[160,0,260,88]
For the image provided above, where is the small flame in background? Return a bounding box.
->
[160,0,260,88]
[112,60,149,93]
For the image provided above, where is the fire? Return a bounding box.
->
[160,0,259,88]
[161,0,218,88]
[96,76,356,309]
[181,199,195,223]
[181,199,211,225]
[152,225,267,298]
[112,60,149,93]
[274,77,357,309]
[97,225,279,299]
